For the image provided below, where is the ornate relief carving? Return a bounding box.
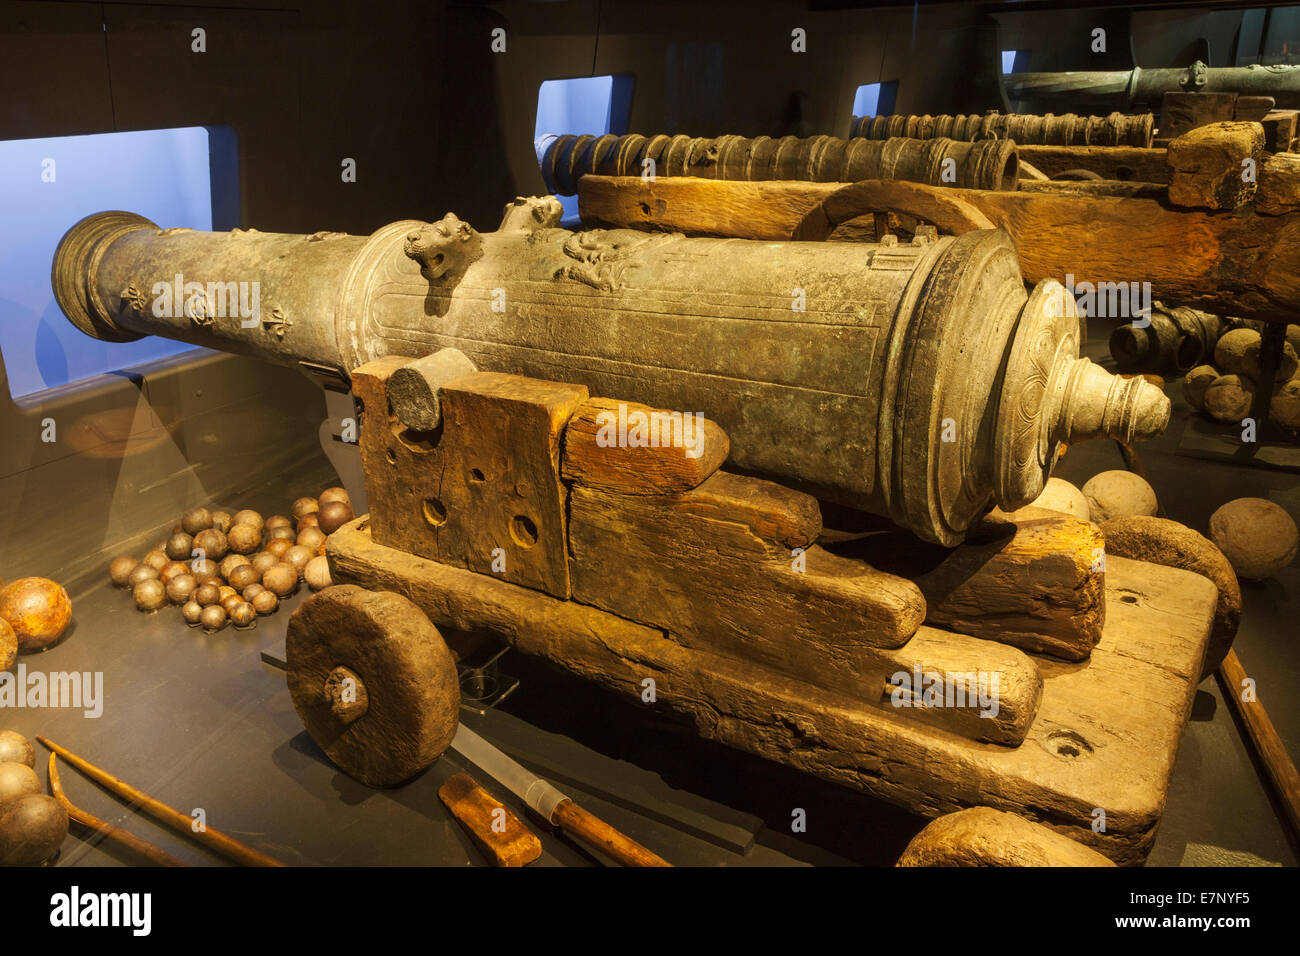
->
[553,229,679,293]
[119,284,149,314]
[263,306,292,339]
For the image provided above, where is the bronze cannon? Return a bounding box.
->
[538,131,1020,196]
[850,111,1155,148]
[53,202,1218,865]
[1006,61,1300,111]
[53,199,1166,545]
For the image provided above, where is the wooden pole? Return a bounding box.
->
[38,737,286,868]
[1116,441,1167,518]
[47,753,188,867]
[551,799,672,867]
[1215,651,1300,843]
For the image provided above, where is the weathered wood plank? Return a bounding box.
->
[1016,144,1171,183]
[567,482,1040,740]
[561,397,729,494]
[1262,109,1298,153]
[897,807,1116,866]
[1258,151,1300,215]
[567,479,912,642]
[353,361,588,599]
[659,470,821,550]
[577,175,1300,321]
[579,175,839,239]
[916,507,1105,661]
[1165,121,1264,210]
[1159,91,1245,140]
[1100,514,1240,678]
[1015,179,1166,200]
[963,188,1300,322]
[329,522,1218,864]
[438,772,542,867]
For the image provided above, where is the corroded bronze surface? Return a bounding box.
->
[851,111,1154,148]
[53,203,1165,544]
[538,131,1018,194]
[1007,61,1300,110]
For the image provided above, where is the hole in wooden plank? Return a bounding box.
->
[470,467,486,482]
[422,497,448,528]
[386,447,397,464]
[510,514,538,548]
[391,420,440,453]
[1044,729,1093,760]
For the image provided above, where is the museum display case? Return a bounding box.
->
[0,0,1296,932]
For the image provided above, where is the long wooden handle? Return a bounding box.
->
[48,753,188,867]
[1216,650,1300,841]
[551,798,672,867]
[39,737,285,868]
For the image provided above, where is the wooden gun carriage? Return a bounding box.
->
[52,196,1216,865]
[314,354,1214,866]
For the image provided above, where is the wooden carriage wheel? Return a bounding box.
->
[791,179,996,242]
[286,585,460,787]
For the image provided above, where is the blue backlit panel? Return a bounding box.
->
[1002,50,1030,74]
[0,126,235,400]
[534,75,634,225]
[852,81,899,120]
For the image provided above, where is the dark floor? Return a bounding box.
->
[4,340,1299,867]
[1056,337,1300,867]
[7,462,853,867]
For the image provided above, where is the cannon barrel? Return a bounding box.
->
[538,132,1018,196]
[1109,304,1226,375]
[850,111,1155,148]
[52,199,1167,545]
[1006,62,1300,110]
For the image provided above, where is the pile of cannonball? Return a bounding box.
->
[0,731,67,866]
[1183,326,1300,432]
[998,471,1161,525]
[107,488,354,633]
